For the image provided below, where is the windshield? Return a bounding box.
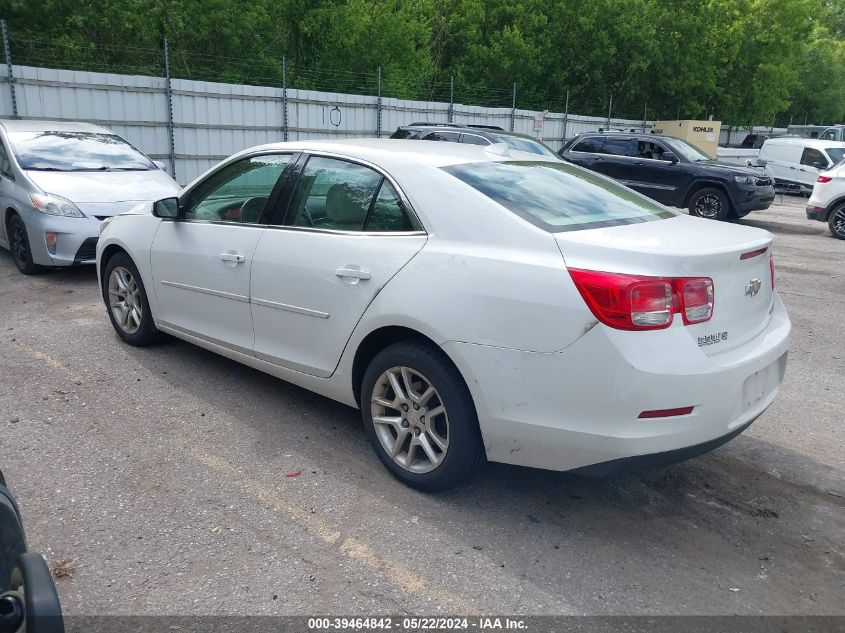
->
[662,138,711,162]
[443,160,675,232]
[9,131,155,171]
[499,136,559,158]
[826,148,845,165]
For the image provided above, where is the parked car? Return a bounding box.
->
[0,469,64,633]
[756,137,845,192]
[816,125,845,142]
[0,119,180,275]
[715,133,799,166]
[97,140,790,491]
[560,132,775,220]
[390,122,559,158]
[806,162,845,239]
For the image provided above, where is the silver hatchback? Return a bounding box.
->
[0,119,179,274]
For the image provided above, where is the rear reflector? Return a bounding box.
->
[740,247,768,260]
[569,269,714,331]
[638,406,695,419]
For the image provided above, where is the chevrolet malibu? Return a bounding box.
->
[96,140,790,491]
[0,119,179,274]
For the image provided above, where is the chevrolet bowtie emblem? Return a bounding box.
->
[745,278,762,297]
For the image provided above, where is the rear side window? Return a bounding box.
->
[391,129,416,139]
[442,160,674,232]
[422,131,460,142]
[461,134,490,146]
[602,137,636,156]
[571,137,605,153]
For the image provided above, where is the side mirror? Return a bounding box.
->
[663,151,679,163]
[153,197,180,219]
[152,160,168,171]
[812,161,827,170]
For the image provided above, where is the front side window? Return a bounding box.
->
[800,147,828,168]
[182,154,293,223]
[826,148,845,165]
[0,139,12,179]
[571,137,605,153]
[9,131,155,171]
[443,160,674,232]
[637,140,667,160]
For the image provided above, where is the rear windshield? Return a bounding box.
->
[9,131,155,171]
[498,136,559,159]
[442,160,675,232]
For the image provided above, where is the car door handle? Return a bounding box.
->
[336,266,371,280]
[219,252,245,263]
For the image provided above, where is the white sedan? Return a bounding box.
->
[96,140,791,491]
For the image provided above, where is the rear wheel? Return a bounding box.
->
[102,253,159,346]
[361,341,485,492]
[689,187,731,221]
[8,214,45,275]
[828,204,845,239]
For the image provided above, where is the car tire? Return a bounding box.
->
[102,252,159,346]
[828,203,845,239]
[689,187,731,221]
[361,341,486,492]
[8,214,45,275]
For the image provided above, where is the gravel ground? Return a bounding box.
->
[0,196,842,616]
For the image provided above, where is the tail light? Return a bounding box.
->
[569,269,714,331]
[679,278,714,324]
[770,255,775,289]
[817,176,832,183]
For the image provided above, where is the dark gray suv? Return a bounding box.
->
[560,132,776,221]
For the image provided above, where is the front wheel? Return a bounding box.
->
[689,187,731,221]
[828,204,845,239]
[361,341,485,492]
[102,253,159,346]
[8,214,45,275]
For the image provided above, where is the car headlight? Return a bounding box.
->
[29,193,85,218]
[99,216,115,233]
[734,175,754,185]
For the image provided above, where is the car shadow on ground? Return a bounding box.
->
[129,334,844,569]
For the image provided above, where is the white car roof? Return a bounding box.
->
[230,138,558,168]
[0,119,113,134]
[762,137,845,150]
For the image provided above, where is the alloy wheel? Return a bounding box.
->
[832,207,845,238]
[370,366,449,474]
[108,266,143,334]
[11,222,27,267]
[695,194,722,219]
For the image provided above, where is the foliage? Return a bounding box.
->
[2,0,843,124]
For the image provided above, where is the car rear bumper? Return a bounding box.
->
[443,293,790,473]
[805,204,829,221]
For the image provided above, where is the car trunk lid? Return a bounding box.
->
[554,215,774,355]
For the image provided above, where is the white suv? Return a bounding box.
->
[806,162,845,239]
